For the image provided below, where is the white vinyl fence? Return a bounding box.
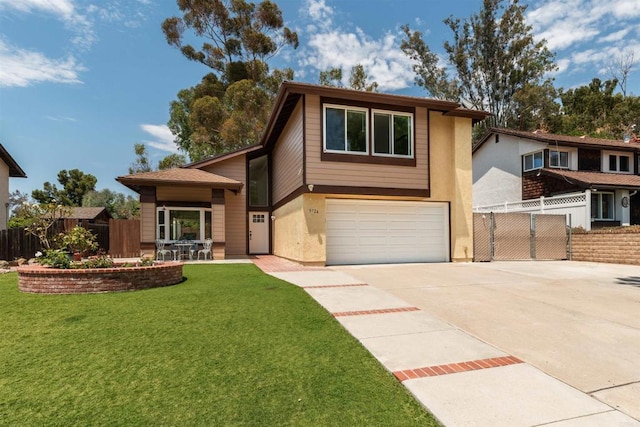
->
[474,191,591,230]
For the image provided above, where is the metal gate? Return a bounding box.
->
[473,213,571,261]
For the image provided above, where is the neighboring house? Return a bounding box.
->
[0,144,27,231]
[117,82,488,265]
[473,128,640,229]
[61,207,112,227]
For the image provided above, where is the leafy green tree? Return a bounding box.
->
[32,169,97,206]
[7,190,31,228]
[402,0,556,131]
[318,65,379,92]
[162,0,298,161]
[129,143,153,174]
[158,153,187,170]
[82,189,140,219]
[20,202,72,249]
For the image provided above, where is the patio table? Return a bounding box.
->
[173,242,195,260]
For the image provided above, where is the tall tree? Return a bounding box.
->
[402,0,557,130]
[32,169,97,206]
[162,0,298,161]
[318,64,379,92]
[82,189,140,219]
[607,51,635,97]
[158,153,187,170]
[129,143,153,174]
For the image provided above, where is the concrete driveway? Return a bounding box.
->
[333,261,640,420]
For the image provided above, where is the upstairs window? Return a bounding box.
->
[524,151,543,172]
[608,154,631,173]
[249,155,269,207]
[550,150,569,168]
[324,105,368,154]
[372,111,413,157]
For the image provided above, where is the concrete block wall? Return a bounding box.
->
[571,232,640,265]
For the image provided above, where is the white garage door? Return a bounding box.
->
[326,199,449,265]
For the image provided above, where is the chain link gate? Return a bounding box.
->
[473,212,571,261]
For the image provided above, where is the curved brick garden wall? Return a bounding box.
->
[18,263,184,294]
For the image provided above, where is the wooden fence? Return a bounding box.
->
[108,219,140,258]
[0,219,139,260]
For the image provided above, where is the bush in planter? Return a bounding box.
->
[39,249,71,269]
[60,226,99,257]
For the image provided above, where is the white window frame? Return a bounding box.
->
[523,151,543,172]
[156,207,212,242]
[603,151,633,174]
[323,104,369,155]
[591,192,615,221]
[371,109,414,159]
[549,150,569,168]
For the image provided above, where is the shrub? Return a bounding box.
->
[39,249,71,269]
[61,226,98,255]
[79,255,114,269]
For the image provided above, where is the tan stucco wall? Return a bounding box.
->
[428,112,474,261]
[0,161,9,231]
[272,193,326,264]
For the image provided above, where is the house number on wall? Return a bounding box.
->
[308,208,319,214]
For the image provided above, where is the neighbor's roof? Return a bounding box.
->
[116,167,243,193]
[0,144,27,178]
[65,207,111,220]
[541,168,640,190]
[474,128,640,153]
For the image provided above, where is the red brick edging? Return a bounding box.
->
[17,263,184,294]
[393,356,523,382]
[333,306,420,317]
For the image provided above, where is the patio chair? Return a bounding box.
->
[197,238,213,260]
[155,239,171,261]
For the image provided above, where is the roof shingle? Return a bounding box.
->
[541,168,640,189]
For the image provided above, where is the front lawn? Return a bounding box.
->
[0,264,437,426]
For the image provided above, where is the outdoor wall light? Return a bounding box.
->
[308,184,314,192]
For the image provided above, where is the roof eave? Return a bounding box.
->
[0,144,27,178]
[115,178,243,194]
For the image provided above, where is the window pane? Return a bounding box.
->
[394,115,410,155]
[602,194,614,219]
[205,211,212,239]
[620,156,630,172]
[550,151,559,166]
[591,194,598,218]
[346,110,366,152]
[374,113,391,154]
[169,210,200,240]
[157,211,165,239]
[525,155,533,171]
[560,152,568,167]
[325,107,345,151]
[534,152,543,168]
[609,155,617,171]
[249,155,269,207]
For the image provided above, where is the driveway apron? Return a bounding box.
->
[253,256,640,426]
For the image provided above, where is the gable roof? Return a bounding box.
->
[116,167,243,193]
[540,168,640,190]
[261,81,491,150]
[474,128,640,153]
[64,207,111,220]
[184,144,263,170]
[0,144,27,178]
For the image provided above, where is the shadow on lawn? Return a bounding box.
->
[615,276,640,287]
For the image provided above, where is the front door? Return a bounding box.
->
[249,212,269,254]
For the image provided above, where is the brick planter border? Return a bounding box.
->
[571,232,640,265]
[18,262,184,294]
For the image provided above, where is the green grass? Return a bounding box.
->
[0,264,438,426]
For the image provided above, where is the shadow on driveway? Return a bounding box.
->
[616,276,640,287]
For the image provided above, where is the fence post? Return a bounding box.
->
[584,189,591,231]
[540,196,545,213]
[490,212,495,261]
[530,214,536,260]
[568,213,572,261]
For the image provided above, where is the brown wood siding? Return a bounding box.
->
[273,100,304,204]
[157,186,210,202]
[202,155,247,255]
[140,202,156,243]
[304,95,429,189]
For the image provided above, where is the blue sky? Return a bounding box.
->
[1,0,639,198]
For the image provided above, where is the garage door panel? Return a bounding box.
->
[326,200,449,265]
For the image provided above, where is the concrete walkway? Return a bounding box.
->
[252,256,640,427]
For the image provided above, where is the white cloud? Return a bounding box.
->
[0,39,85,87]
[297,2,414,92]
[140,124,179,153]
[599,29,631,43]
[45,115,77,122]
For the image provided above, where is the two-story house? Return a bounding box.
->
[0,144,27,231]
[473,128,640,229]
[118,82,489,265]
